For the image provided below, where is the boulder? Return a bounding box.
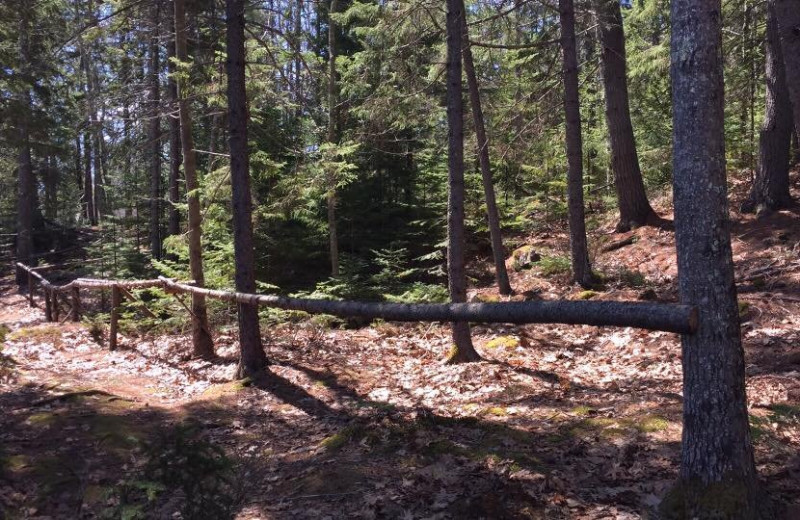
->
[509,245,541,271]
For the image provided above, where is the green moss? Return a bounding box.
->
[8,325,63,343]
[571,405,594,416]
[26,412,58,427]
[636,415,671,433]
[485,336,520,351]
[576,290,598,300]
[481,406,508,417]
[320,424,364,451]
[3,454,29,472]
[570,417,631,440]
[738,301,750,318]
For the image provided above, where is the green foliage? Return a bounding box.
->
[538,255,572,277]
[104,422,238,520]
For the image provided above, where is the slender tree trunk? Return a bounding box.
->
[44,155,57,221]
[175,0,215,359]
[149,1,163,258]
[92,126,103,222]
[226,0,268,378]
[559,0,593,288]
[445,0,480,364]
[327,0,340,277]
[743,0,793,214]
[774,0,800,144]
[83,131,95,225]
[459,2,512,296]
[167,16,181,238]
[85,0,104,222]
[595,0,658,231]
[74,135,83,191]
[664,0,760,515]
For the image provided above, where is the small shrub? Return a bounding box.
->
[617,268,647,288]
[105,422,238,520]
[538,255,571,277]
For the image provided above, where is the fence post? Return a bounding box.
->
[44,288,53,322]
[27,271,34,307]
[52,291,60,322]
[110,285,121,350]
[71,286,81,322]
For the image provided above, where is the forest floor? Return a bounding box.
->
[1,190,800,519]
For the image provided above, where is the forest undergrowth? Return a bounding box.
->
[1,185,799,520]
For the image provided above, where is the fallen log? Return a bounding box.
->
[159,277,698,334]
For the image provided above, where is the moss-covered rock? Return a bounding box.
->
[510,245,541,271]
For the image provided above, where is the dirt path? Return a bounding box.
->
[1,208,799,519]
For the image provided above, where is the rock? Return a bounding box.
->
[510,245,541,271]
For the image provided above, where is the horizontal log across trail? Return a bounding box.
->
[14,263,698,346]
[159,278,697,334]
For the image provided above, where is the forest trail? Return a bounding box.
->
[2,206,800,519]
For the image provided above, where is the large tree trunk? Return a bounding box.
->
[149,1,163,258]
[665,0,760,515]
[595,0,658,232]
[459,2,513,296]
[774,0,800,143]
[445,0,480,364]
[167,16,181,238]
[16,111,35,286]
[327,0,340,278]
[560,0,593,288]
[174,0,215,359]
[226,0,268,379]
[15,2,36,287]
[743,0,793,214]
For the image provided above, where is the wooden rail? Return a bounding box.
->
[15,262,698,352]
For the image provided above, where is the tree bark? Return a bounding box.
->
[15,2,35,287]
[327,0,340,278]
[459,2,513,296]
[445,0,480,364]
[226,0,268,379]
[174,0,215,359]
[167,14,181,238]
[666,0,760,515]
[743,0,793,214]
[773,0,800,144]
[559,0,593,288]
[149,0,163,258]
[82,131,95,225]
[160,278,698,333]
[595,0,658,231]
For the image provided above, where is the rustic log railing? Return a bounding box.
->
[15,262,698,352]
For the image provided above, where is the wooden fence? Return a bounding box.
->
[15,262,698,352]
